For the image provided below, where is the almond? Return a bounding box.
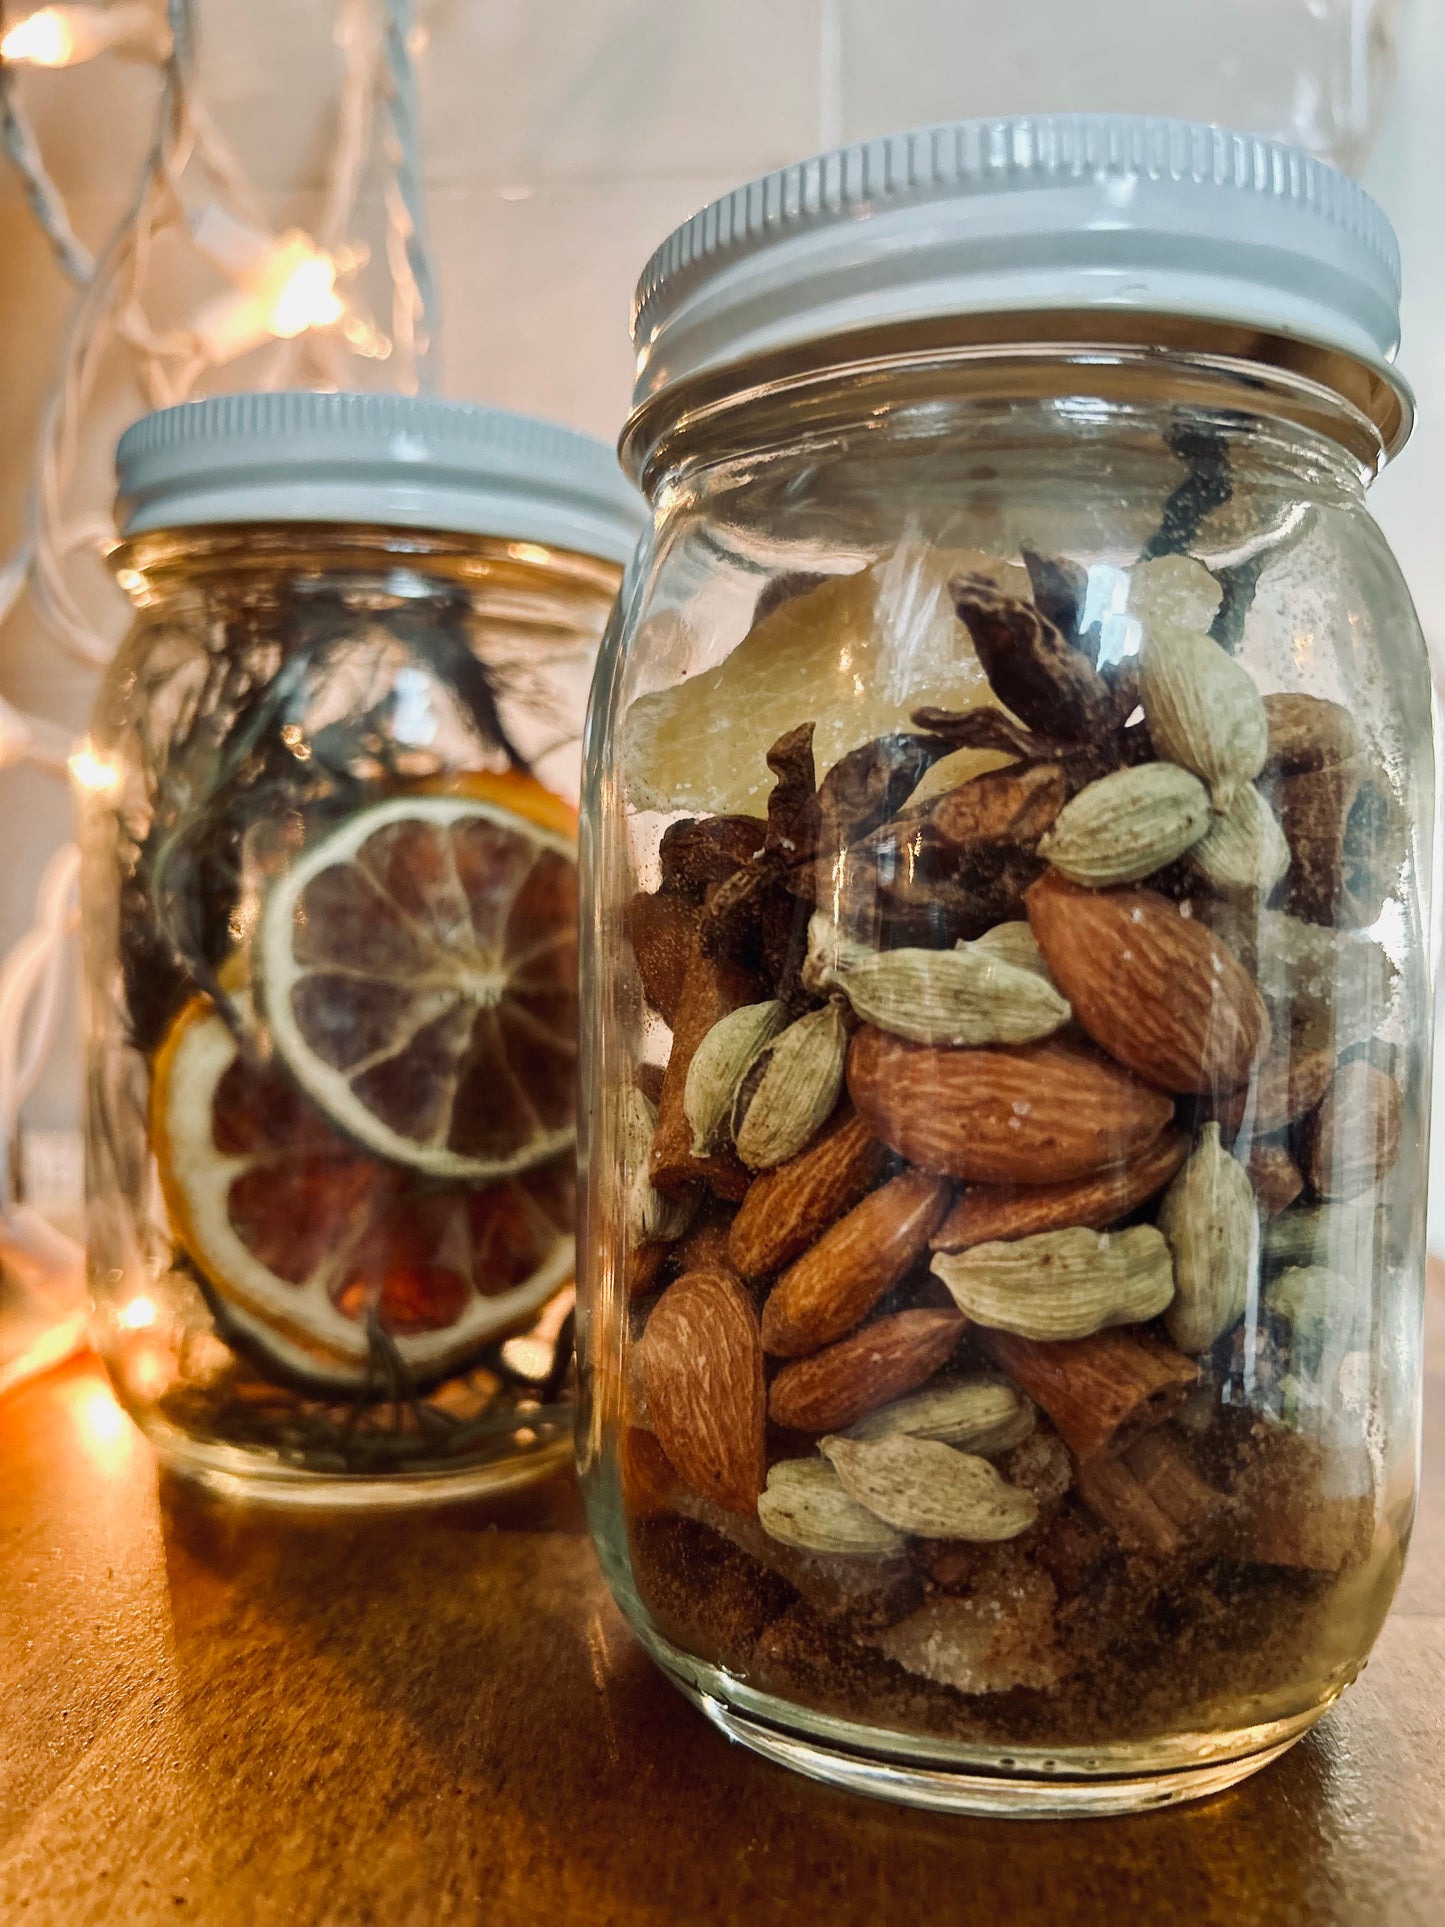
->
[931,1130,1189,1251]
[728,1105,888,1277]
[1304,1060,1403,1199]
[1026,871,1269,1095]
[760,1171,950,1357]
[768,1308,965,1432]
[626,1240,670,1299]
[639,1269,765,1514]
[672,1207,740,1278]
[620,1425,679,1520]
[1210,1044,1334,1137]
[848,1027,1172,1184]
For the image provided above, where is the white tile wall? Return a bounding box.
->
[0,0,1435,1177]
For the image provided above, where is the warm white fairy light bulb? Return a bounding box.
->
[0,4,163,68]
[187,206,347,362]
[67,742,120,795]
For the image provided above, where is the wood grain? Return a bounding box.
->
[1,1277,1443,1926]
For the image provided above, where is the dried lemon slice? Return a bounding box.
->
[621,543,1028,816]
[260,775,577,1181]
[152,990,574,1385]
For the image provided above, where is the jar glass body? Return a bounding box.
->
[84,524,618,1503]
[577,351,1433,1812]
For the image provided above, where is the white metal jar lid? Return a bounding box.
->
[631,113,1405,413]
[116,392,647,568]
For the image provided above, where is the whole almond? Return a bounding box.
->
[760,1170,951,1357]
[1304,1060,1403,1199]
[768,1308,965,1432]
[1026,872,1269,1095]
[639,1269,765,1514]
[728,1106,888,1277]
[848,1026,1173,1184]
[620,1425,679,1520]
[1211,1044,1335,1138]
[931,1130,1189,1251]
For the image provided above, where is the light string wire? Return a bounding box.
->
[0,0,439,1340]
[380,0,436,389]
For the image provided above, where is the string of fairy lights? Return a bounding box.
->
[0,0,440,1363]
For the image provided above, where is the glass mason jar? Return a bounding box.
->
[577,117,1432,1813]
[82,393,642,1504]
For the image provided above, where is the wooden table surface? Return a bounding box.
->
[2,1280,1443,1927]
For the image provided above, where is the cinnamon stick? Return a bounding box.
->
[975,1327,1198,1461]
[1076,1431,1227,1557]
[625,890,698,1027]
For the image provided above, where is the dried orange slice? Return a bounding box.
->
[152,990,574,1385]
[259,775,578,1181]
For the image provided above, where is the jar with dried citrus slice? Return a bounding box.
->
[80,394,642,1502]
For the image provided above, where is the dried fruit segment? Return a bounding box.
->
[153,992,573,1385]
[262,782,579,1181]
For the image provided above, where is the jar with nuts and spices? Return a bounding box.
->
[82,393,643,1503]
[577,116,1432,1813]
